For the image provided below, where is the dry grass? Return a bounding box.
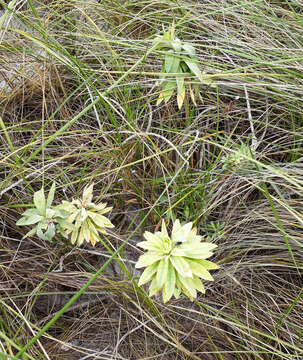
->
[1,0,303,359]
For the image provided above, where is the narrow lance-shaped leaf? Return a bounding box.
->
[136,239,162,251]
[77,226,85,246]
[156,91,165,106]
[171,242,217,257]
[170,256,192,278]
[187,259,214,281]
[23,208,40,216]
[178,275,197,300]
[36,224,47,241]
[82,183,94,203]
[82,222,91,244]
[46,182,56,208]
[163,261,176,303]
[170,55,180,74]
[44,223,56,241]
[176,74,184,94]
[163,81,176,103]
[148,277,162,297]
[191,258,220,270]
[135,252,164,269]
[192,275,205,294]
[16,214,43,226]
[138,262,159,286]
[177,86,185,110]
[161,220,169,238]
[189,84,197,106]
[22,227,37,239]
[174,277,181,299]
[156,257,169,288]
[71,227,79,245]
[184,58,203,83]
[88,212,114,229]
[165,51,175,73]
[34,187,46,215]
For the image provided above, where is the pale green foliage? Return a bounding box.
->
[204,221,226,242]
[153,23,208,109]
[136,219,219,303]
[16,183,70,241]
[221,143,256,170]
[16,183,114,246]
[57,184,114,246]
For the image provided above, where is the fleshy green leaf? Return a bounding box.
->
[144,231,162,243]
[54,209,70,219]
[23,208,40,216]
[44,223,56,241]
[187,259,214,281]
[170,256,192,278]
[138,262,159,286]
[36,224,47,241]
[171,55,180,74]
[82,183,94,203]
[173,283,181,299]
[163,81,176,103]
[90,231,99,246]
[92,203,111,214]
[176,75,184,94]
[56,218,74,231]
[88,212,114,229]
[163,261,176,303]
[192,275,205,294]
[136,240,162,251]
[171,219,182,234]
[178,275,197,300]
[165,51,175,73]
[22,227,37,239]
[71,227,79,245]
[46,182,56,208]
[156,257,169,288]
[16,214,43,226]
[45,208,56,219]
[171,242,217,257]
[161,220,169,238]
[177,86,185,109]
[135,252,164,269]
[33,187,46,215]
[184,58,203,82]
[148,277,162,297]
[77,226,85,246]
[192,259,220,270]
[80,207,88,221]
[82,222,91,243]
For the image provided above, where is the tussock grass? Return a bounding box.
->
[1,0,303,358]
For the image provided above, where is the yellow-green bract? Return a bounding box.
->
[136,219,219,303]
